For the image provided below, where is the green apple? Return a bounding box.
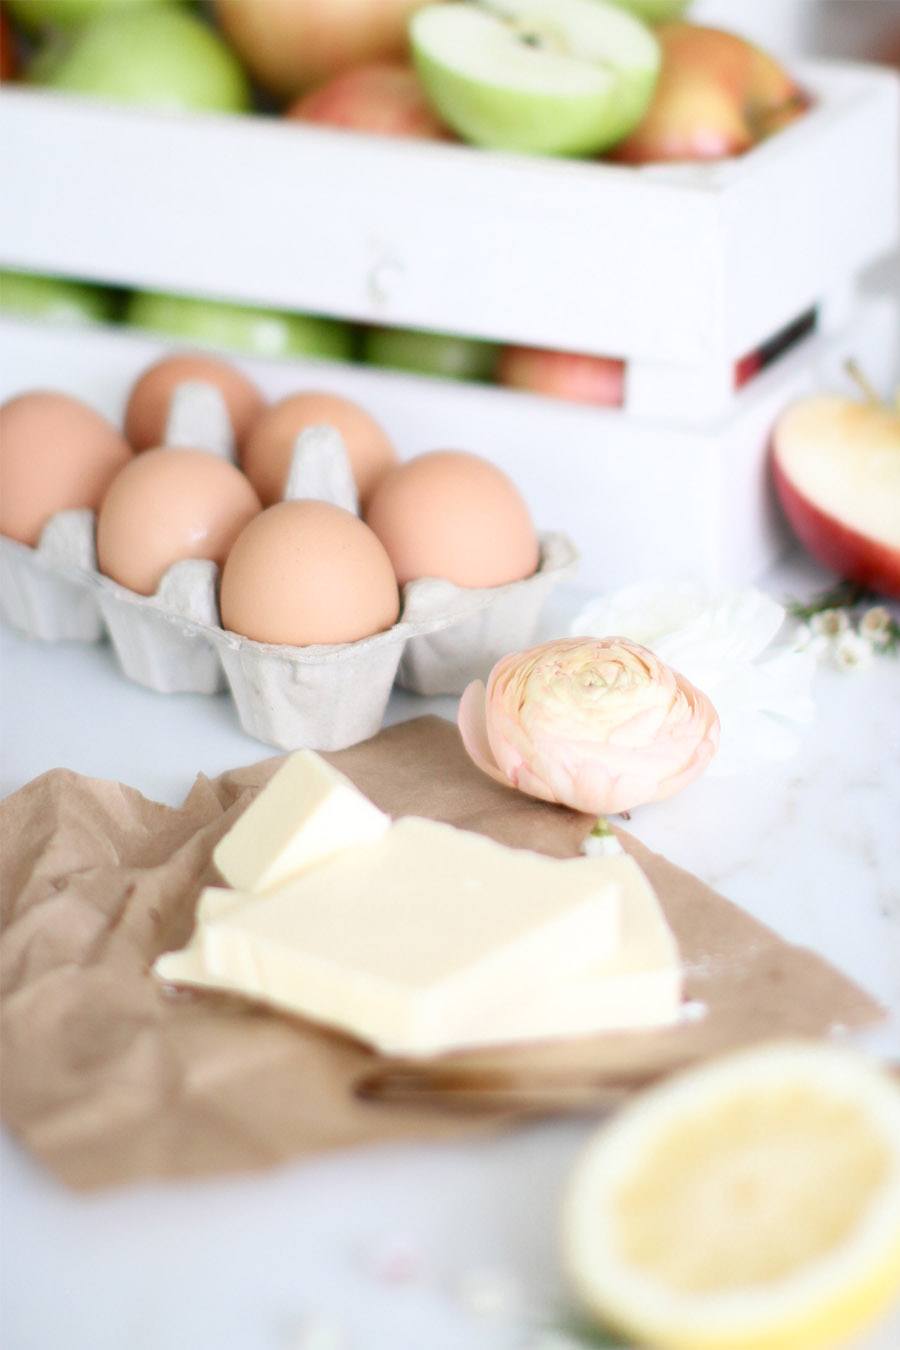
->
[410,0,660,156]
[363,325,499,381]
[6,0,184,36]
[125,291,356,361]
[605,0,690,23]
[30,6,251,113]
[0,269,119,324]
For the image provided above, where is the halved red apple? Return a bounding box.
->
[771,391,900,600]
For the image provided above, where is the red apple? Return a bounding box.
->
[734,349,763,389]
[772,392,900,600]
[1,6,16,82]
[497,346,625,406]
[287,62,450,139]
[756,94,812,140]
[213,0,426,103]
[613,23,806,164]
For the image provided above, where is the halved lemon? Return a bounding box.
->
[562,1042,900,1350]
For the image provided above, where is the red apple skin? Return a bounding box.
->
[287,62,450,140]
[213,0,425,103]
[613,23,805,164]
[734,350,763,389]
[1,7,16,82]
[772,452,900,600]
[498,346,625,407]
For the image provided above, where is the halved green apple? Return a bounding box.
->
[410,0,661,156]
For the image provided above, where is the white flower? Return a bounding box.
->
[859,606,892,648]
[581,819,624,857]
[811,608,849,638]
[570,582,817,777]
[832,630,874,671]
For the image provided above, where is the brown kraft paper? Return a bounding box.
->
[0,715,883,1189]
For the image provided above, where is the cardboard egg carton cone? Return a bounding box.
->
[397,532,578,695]
[0,382,578,747]
[0,380,234,658]
[0,508,102,642]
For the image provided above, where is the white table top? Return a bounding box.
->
[2,554,899,1350]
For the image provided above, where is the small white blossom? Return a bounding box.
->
[811,608,850,638]
[581,819,624,857]
[581,834,623,858]
[860,606,892,648]
[832,629,874,671]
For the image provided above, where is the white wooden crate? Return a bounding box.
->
[1,295,895,591]
[0,59,897,424]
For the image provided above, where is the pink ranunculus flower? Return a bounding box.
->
[458,637,720,815]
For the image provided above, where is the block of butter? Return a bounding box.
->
[469,853,681,1045]
[156,818,622,1057]
[214,750,389,893]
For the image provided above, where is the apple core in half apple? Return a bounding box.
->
[410,0,661,156]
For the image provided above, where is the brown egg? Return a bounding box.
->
[220,500,400,646]
[240,391,397,507]
[97,448,261,596]
[125,354,265,452]
[364,450,540,588]
[0,391,132,546]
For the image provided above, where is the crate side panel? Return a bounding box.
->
[0,89,720,362]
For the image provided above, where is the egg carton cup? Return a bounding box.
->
[209,580,485,750]
[0,509,102,643]
[0,496,490,749]
[0,382,577,748]
[396,531,578,696]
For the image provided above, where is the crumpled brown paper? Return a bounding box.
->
[0,716,883,1189]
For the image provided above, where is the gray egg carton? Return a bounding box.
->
[0,383,578,749]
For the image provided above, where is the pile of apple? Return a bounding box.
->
[16,263,809,408]
[1,0,808,166]
[0,0,809,408]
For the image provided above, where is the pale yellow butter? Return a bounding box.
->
[213,750,389,893]
[157,817,622,1057]
[465,853,681,1046]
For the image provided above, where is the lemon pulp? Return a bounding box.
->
[614,1085,889,1293]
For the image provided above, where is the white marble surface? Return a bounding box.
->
[1,553,899,1350]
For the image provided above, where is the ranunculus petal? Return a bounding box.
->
[457,680,508,786]
[462,637,720,815]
